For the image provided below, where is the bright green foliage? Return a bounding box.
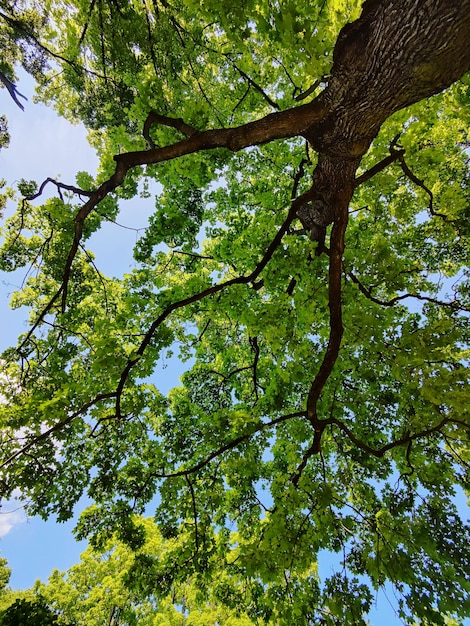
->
[0,1,470,625]
[0,559,10,598]
[32,517,260,625]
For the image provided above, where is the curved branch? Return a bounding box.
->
[142,112,200,149]
[150,410,305,479]
[305,179,353,452]
[117,99,324,169]
[328,415,466,457]
[354,149,404,187]
[0,391,117,471]
[395,151,442,218]
[229,60,281,111]
[347,270,469,311]
[114,187,312,415]
[24,177,93,201]
[16,101,324,351]
[16,162,129,350]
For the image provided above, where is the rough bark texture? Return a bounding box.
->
[319,0,470,149]
[293,0,470,446]
[300,0,470,229]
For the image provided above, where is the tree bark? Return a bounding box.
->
[315,0,470,153]
[299,0,470,228]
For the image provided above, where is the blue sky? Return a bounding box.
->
[0,74,98,586]
[0,73,159,587]
[1,74,468,626]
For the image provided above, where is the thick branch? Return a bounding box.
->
[118,100,324,169]
[12,0,470,465]
[303,159,358,453]
[142,112,200,149]
[17,0,470,343]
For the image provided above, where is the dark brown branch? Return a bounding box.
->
[291,440,319,486]
[395,151,447,219]
[443,435,470,468]
[42,319,95,351]
[207,366,252,382]
[305,180,353,452]
[16,100,324,349]
[113,189,312,415]
[0,392,117,471]
[128,410,305,504]
[354,149,404,187]
[294,79,321,102]
[293,414,466,482]
[150,410,305,479]
[328,415,463,457]
[249,336,260,403]
[169,249,214,263]
[230,61,281,110]
[347,270,469,311]
[185,475,199,550]
[121,99,324,169]
[401,439,415,478]
[77,0,97,48]
[230,84,251,118]
[142,0,159,77]
[191,319,211,346]
[143,112,200,149]
[187,56,225,126]
[23,177,93,201]
[97,0,107,82]
[16,164,128,352]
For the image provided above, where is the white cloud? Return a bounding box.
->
[0,494,26,538]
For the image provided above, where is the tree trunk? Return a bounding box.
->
[298,0,470,229]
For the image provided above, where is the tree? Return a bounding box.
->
[0,597,61,626]
[0,556,59,623]
[34,516,262,626]
[1,0,469,623]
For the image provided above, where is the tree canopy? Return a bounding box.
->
[1,0,470,623]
